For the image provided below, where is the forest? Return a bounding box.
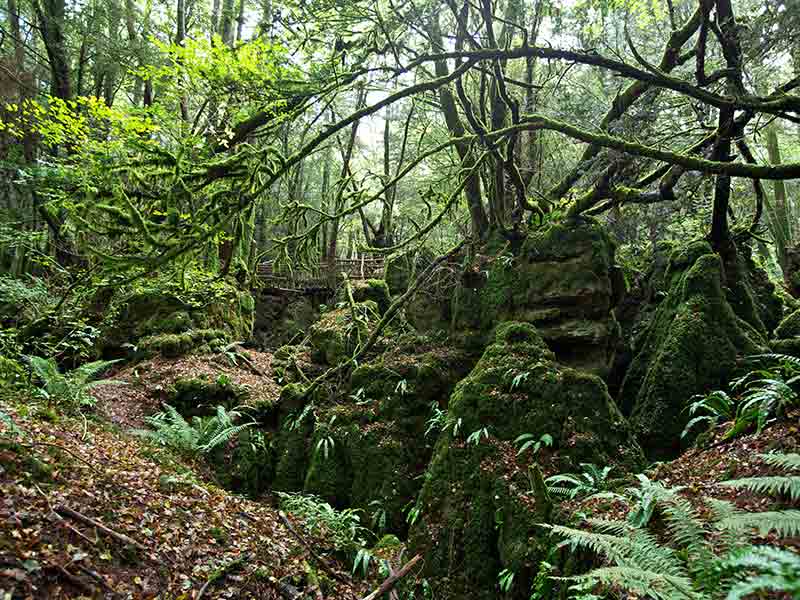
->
[1,0,800,597]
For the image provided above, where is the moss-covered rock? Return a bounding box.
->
[167,374,249,416]
[770,307,800,357]
[336,279,392,315]
[620,244,768,458]
[723,244,782,337]
[300,342,475,532]
[408,322,643,599]
[452,217,624,377]
[272,383,313,492]
[308,300,382,365]
[253,293,321,349]
[137,328,229,358]
[100,280,254,357]
[775,308,800,340]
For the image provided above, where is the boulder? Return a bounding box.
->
[620,242,769,458]
[452,217,624,377]
[301,340,476,532]
[408,322,643,599]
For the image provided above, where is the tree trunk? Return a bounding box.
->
[219,0,236,47]
[34,0,72,101]
[426,14,488,238]
[235,0,246,43]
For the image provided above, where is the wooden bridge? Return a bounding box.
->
[257,256,385,292]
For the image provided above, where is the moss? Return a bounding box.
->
[308,300,382,365]
[621,248,768,458]
[775,308,800,340]
[772,337,800,357]
[296,343,475,530]
[303,423,353,506]
[451,218,622,376]
[338,279,392,315]
[272,383,312,492]
[722,244,783,336]
[167,376,248,416]
[408,322,643,599]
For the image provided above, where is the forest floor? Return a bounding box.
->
[572,409,800,550]
[0,352,386,600]
[4,347,800,598]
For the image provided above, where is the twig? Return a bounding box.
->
[54,505,148,552]
[197,554,250,600]
[53,564,95,595]
[360,554,422,600]
[278,511,347,583]
[75,564,117,595]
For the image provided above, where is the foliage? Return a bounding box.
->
[547,455,800,600]
[514,432,554,457]
[277,491,374,576]
[25,355,120,411]
[546,464,614,500]
[720,452,800,502]
[682,357,800,441]
[135,404,254,456]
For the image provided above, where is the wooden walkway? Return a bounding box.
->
[257,257,384,292]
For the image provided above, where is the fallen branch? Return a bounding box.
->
[197,554,250,600]
[278,511,347,583]
[360,554,422,600]
[75,564,117,595]
[54,505,148,552]
[53,564,95,595]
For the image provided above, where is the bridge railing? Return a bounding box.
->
[257,256,385,290]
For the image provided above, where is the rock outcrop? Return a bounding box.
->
[451,217,624,377]
[409,322,643,599]
[620,241,770,458]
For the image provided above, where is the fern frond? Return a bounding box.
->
[566,566,702,600]
[73,359,121,383]
[201,422,253,453]
[720,475,800,501]
[720,545,800,600]
[718,510,800,537]
[748,353,800,370]
[25,355,60,385]
[759,452,800,472]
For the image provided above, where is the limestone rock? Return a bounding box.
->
[408,322,643,599]
[452,217,624,376]
[620,244,768,458]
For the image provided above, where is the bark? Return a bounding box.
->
[33,0,72,100]
[220,0,236,47]
[236,0,246,43]
[426,13,488,237]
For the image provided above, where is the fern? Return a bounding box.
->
[546,463,613,499]
[721,451,800,500]
[566,566,701,600]
[134,403,253,456]
[720,546,800,600]
[549,456,800,599]
[24,355,122,411]
[717,510,800,537]
[760,452,800,471]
